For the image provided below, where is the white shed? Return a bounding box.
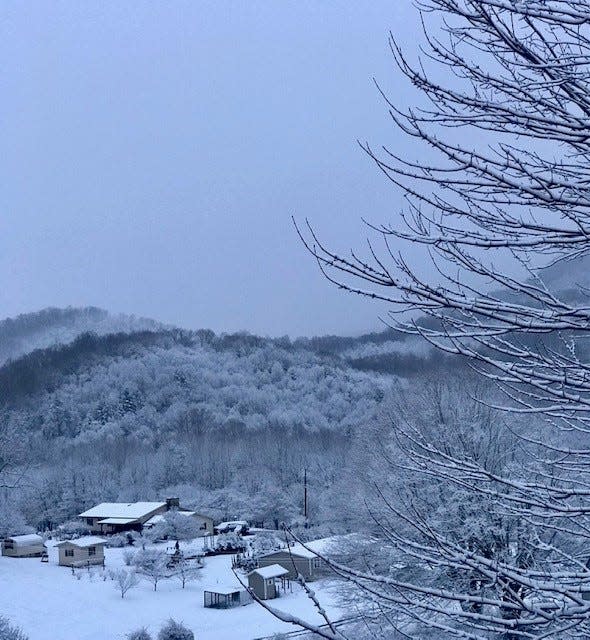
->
[2,534,45,558]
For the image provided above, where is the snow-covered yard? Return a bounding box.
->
[0,540,341,640]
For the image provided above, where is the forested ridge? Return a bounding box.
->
[0,278,577,539]
[0,307,437,534]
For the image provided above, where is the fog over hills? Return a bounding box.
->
[0,307,163,366]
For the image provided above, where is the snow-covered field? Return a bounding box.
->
[0,541,341,640]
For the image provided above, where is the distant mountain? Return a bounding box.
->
[0,307,162,366]
[0,307,446,448]
[538,254,590,299]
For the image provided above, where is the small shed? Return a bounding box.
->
[248,564,289,600]
[203,586,252,609]
[2,534,45,558]
[55,536,107,567]
[257,544,324,581]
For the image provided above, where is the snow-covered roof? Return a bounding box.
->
[216,520,248,531]
[4,534,43,546]
[55,536,106,548]
[79,502,166,519]
[203,585,244,595]
[250,564,289,579]
[260,545,316,560]
[144,511,196,527]
[97,517,138,525]
[259,538,334,560]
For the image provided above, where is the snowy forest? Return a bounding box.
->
[0,306,445,535]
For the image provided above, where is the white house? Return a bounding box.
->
[54,536,107,567]
[79,500,174,534]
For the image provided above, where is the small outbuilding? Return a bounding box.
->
[203,586,252,609]
[2,534,45,558]
[55,536,107,567]
[257,544,324,581]
[248,564,289,600]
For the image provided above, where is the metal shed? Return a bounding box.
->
[1,534,45,558]
[203,586,252,609]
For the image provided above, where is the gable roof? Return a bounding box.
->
[259,538,333,560]
[55,536,106,548]
[260,546,316,560]
[79,502,166,520]
[144,511,196,527]
[4,534,44,546]
[250,564,289,579]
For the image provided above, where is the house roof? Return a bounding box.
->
[250,564,289,579]
[55,536,107,548]
[79,502,166,519]
[4,534,44,546]
[203,585,243,595]
[144,511,196,527]
[97,517,138,525]
[260,545,317,560]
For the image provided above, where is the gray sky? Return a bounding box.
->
[2,1,419,337]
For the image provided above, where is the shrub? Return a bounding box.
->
[0,616,28,640]
[127,628,152,640]
[57,519,91,539]
[105,533,128,548]
[157,619,194,640]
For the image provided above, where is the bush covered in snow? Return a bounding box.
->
[156,619,194,640]
[0,616,28,640]
[126,628,152,640]
[56,519,91,539]
[105,533,130,548]
[204,532,246,555]
[250,531,283,557]
[145,511,202,543]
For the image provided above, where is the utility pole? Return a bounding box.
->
[303,467,308,524]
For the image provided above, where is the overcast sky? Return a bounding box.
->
[2,1,421,337]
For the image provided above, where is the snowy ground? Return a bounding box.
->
[0,539,342,640]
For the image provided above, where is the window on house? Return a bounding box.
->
[65,549,74,557]
[312,558,321,569]
[86,518,93,526]
[88,547,96,556]
[200,522,207,530]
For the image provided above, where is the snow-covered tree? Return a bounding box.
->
[146,511,201,543]
[126,629,151,640]
[133,548,169,592]
[172,555,202,589]
[295,1,590,637]
[0,616,28,640]
[109,568,141,599]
